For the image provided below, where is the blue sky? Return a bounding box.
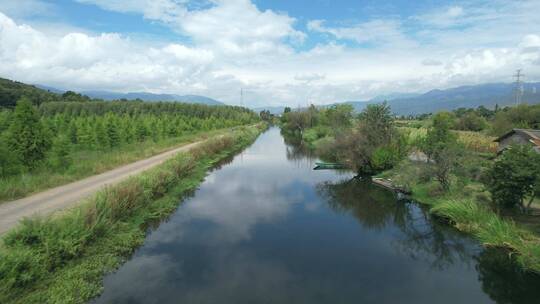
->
[0,0,539,106]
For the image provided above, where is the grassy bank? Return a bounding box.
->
[380,160,540,274]
[0,127,243,202]
[0,123,266,303]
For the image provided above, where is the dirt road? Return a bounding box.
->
[0,140,205,235]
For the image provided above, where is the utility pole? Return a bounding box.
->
[513,69,524,105]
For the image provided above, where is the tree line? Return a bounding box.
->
[400,103,540,135]
[280,102,540,213]
[0,98,258,177]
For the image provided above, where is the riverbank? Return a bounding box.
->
[0,127,249,203]
[280,117,540,275]
[0,124,266,304]
[378,160,540,274]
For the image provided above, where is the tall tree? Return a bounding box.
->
[421,112,460,190]
[49,135,72,170]
[6,98,50,168]
[0,133,22,177]
[337,102,403,175]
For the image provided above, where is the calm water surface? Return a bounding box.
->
[95,128,540,304]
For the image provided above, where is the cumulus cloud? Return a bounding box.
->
[0,0,540,107]
[0,11,223,93]
[79,0,304,57]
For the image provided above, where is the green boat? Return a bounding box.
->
[314,162,346,170]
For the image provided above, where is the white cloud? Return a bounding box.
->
[0,0,540,107]
[0,11,224,94]
[79,0,304,57]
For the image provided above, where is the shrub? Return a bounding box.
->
[486,145,540,211]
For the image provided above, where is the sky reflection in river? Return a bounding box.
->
[95,128,539,304]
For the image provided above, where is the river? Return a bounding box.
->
[94,127,540,304]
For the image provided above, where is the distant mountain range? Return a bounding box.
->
[34,85,224,106]
[254,82,540,115]
[79,91,224,106]
[341,82,540,115]
[6,77,540,114]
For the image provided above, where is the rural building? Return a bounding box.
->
[494,129,540,154]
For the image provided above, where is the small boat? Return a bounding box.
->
[313,162,346,170]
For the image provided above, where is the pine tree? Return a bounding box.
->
[6,98,50,168]
[0,132,22,177]
[68,120,78,144]
[104,115,120,148]
[49,135,72,170]
[135,120,147,142]
[77,121,94,149]
[94,120,109,149]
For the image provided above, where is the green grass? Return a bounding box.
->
[0,127,241,203]
[431,200,540,273]
[0,124,266,303]
[382,158,540,274]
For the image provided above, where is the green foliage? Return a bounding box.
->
[0,133,22,177]
[422,112,456,158]
[486,145,540,211]
[48,135,72,170]
[371,145,404,172]
[0,100,258,177]
[259,110,273,121]
[280,104,353,139]
[282,110,311,133]
[0,125,264,303]
[0,78,57,108]
[490,104,540,136]
[454,112,487,131]
[431,199,540,273]
[420,112,462,190]
[0,98,259,202]
[337,102,404,175]
[5,98,50,169]
[322,104,353,132]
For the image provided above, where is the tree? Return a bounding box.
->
[0,132,22,177]
[324,104,353,133]
[421,112,461,190]
[337,102,404,175]
[422,112,456,160]
[455,112,487,131]
[486,145,540,211]
[104,115,120,148]
[259,110,272,121]
[94,120,109,149]
[6,98,50,168]
[48,135,72,170]
[283,110,310,133]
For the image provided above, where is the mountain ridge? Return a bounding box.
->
[255,82,540,115]
[345,82,540,115]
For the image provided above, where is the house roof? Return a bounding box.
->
[494,129,540,145]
